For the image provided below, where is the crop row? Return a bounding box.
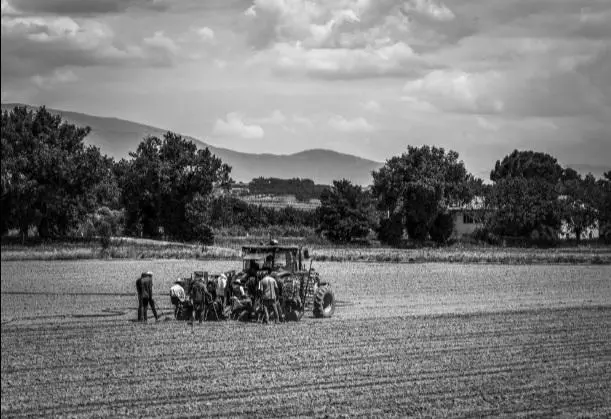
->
[2,306,610,418]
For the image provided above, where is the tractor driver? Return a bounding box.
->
[247,259,260,278]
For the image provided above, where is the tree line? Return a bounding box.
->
[248,177,328,201]
[2,106,610,246]
[1,106,317,244]
[319,148,611,246]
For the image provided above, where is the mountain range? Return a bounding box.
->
[3,104,608,183]
[1,103,382,185]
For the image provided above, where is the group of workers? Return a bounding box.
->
[137,267,292,325]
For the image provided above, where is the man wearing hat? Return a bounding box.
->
[170,278,186,320]
[139,271,159,322]
[189,272,209,324]
[136,275,144,321]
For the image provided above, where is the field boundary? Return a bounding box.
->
[2,237,610,264]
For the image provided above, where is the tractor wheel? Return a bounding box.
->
[313,285,335,318]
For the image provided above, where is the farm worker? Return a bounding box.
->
[230,278,253,321]
[189,277,208,324]
[170,278,186,320]
[216,273,227,307]
[136,276,143,321]
[258,274,280,324]
[272,273,285,323]
[139,272,159,322]
[245,275,259,304]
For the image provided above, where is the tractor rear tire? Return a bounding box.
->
[313,285,335,318]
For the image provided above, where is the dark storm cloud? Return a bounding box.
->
[6,0,168,15]
[0,14,178,84]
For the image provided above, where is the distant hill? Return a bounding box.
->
[1,103,382,185]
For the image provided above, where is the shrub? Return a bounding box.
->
[197,225,215,246]
[429,212,454,245]
[97,221,112,250]
[377,215,403,246]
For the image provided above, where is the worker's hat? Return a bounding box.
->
[175,278,184,284]
[272,270,290,279]
[141,271,153,278]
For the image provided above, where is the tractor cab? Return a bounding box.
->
[241,243,309,275]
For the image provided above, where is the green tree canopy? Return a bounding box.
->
[372,146,474,242]
[317,179,376,244]
[1,106,117,238]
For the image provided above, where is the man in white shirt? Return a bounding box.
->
[258,274,280,324]
[170,278,186,320]
[216,273,227,307]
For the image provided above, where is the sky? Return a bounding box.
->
[1,0,610,179]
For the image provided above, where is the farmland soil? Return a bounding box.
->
[1,261,610,417]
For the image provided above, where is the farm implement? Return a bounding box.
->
[174,241,336,322]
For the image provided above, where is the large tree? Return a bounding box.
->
[317,179,376,244]
[560,168,599,243]
[372,146,474,243]
[487,150,564,241]
[1,106,117,238]
[490,149,563,184]
[597,171,611,243]
[118,132,231,240]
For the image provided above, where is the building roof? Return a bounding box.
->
[447,196,485,211]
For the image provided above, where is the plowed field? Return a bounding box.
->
[2,261,611,417]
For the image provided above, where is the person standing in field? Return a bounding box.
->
[189,276,208,324]
[216,273,227,307]
[139,271,159,322]
[258,274,280,324]
[136,275,143,321]
[170,278,186,320]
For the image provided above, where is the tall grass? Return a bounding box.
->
[2,236,609,264]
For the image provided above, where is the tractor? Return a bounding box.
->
[238,241,336,321]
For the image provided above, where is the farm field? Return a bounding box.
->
[2,261,611,417]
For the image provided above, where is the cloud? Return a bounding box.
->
[1,13,180,83]
[475,116,498,132]
[265,41,427,79]
[402,69,505,114]
[143,31,179,55]
[402,48,611,119]
[31,68,77,88]
[328,115,374,133]
[213,59,227,69]
[361,100,382,112]
[292,114,313,126]
[250,109,287,125]
[242,0,446,79]
[212,112,265,139]
[194,26,214,43]
[401,0,455,22]
[5,0,168,15]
